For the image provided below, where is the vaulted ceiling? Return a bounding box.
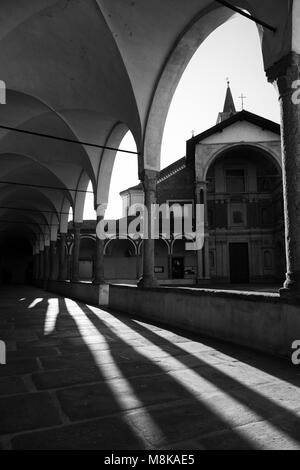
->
[0,0,294,249]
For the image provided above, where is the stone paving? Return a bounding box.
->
[0,286,300,450]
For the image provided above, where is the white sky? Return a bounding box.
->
[83,15,280,221]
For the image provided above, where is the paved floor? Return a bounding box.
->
[0,286,299,450]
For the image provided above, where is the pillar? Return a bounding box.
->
[58,233,67,281]
[195,181,209,283]
[136,243,142,281]
[72,223,81,282]
[168,253,173,279]
[268,52,300,299]
[49,241,57,281]
[138,170,158,288]
[196,249,204,283]
[94,215,105,285]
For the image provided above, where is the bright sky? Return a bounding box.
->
[83,14,280,221]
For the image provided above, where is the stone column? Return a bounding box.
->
[49,241,57,281]
[268,53,300,299]
[138,170,158,288]
[168,253,173,279]
[94,215,105,285]
[195,181,208,283]
[72,223,81,282]
[58,233,67,281]
[136,252,141,281]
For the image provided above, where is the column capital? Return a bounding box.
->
[195,180,208,191]
[267,52,300,93]
[95,203,107,219]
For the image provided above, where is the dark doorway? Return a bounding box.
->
[172,257,184,279]
[0,234,32,285]
[229,243,250,284]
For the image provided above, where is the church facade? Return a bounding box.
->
[76,85,285,286]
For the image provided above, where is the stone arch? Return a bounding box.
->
[138,237,171,256]
[73,171,93,223]
[203,143,282,181]
[104,237,137,257]
[59,198,72,234]
[96,122,130,209]
[142,2,276,172]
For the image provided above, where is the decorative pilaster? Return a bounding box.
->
[138,169,158,288]
[267,52,300,299]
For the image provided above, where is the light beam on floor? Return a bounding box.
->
[87,305,300,449]
[65,298,165,448]
[27,298,43,309]
[44,298,59,335]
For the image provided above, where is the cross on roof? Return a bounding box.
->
[239,93,247,110]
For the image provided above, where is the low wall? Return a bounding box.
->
[109,285,300,358]
[47,280,109,306]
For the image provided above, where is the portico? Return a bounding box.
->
[0,1,298,359]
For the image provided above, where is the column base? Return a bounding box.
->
[138,277,159,289]
[93,279,106,286]
[280,272,300,301]
[97,283,109,305]
[279,287,300,302]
